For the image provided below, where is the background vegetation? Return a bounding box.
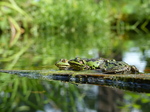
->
[0,0,150,112]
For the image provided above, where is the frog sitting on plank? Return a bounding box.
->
[55,57,139,74]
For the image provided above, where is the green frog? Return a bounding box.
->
[55,57,139,74]
[55,59,70,70]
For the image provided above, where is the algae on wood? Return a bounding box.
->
[0,69,150,93]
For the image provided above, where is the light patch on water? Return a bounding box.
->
[131,108,142,112]
[123,47,147,72]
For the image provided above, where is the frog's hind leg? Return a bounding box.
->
[130,65,139,74]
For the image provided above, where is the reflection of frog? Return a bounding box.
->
[55,57,139,74]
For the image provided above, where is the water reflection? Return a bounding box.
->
[0,69,150,93]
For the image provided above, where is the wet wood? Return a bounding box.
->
[0,69,150,93]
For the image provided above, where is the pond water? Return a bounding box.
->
[1,0,150,111]
[0,31,150,112]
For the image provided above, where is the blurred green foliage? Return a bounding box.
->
[0,0,150,112]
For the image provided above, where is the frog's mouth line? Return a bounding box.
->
[69,63,84,67]
[58,65,70,67]
[55,63,70,68]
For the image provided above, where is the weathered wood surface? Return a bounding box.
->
[0,69,150,93]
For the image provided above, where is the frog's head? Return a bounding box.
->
[55,59,70,70]
[68,57,88,71]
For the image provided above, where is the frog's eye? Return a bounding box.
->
[75,57,80,61]
[60,59,68,63]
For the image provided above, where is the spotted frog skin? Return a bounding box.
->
[55,57,139,74]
